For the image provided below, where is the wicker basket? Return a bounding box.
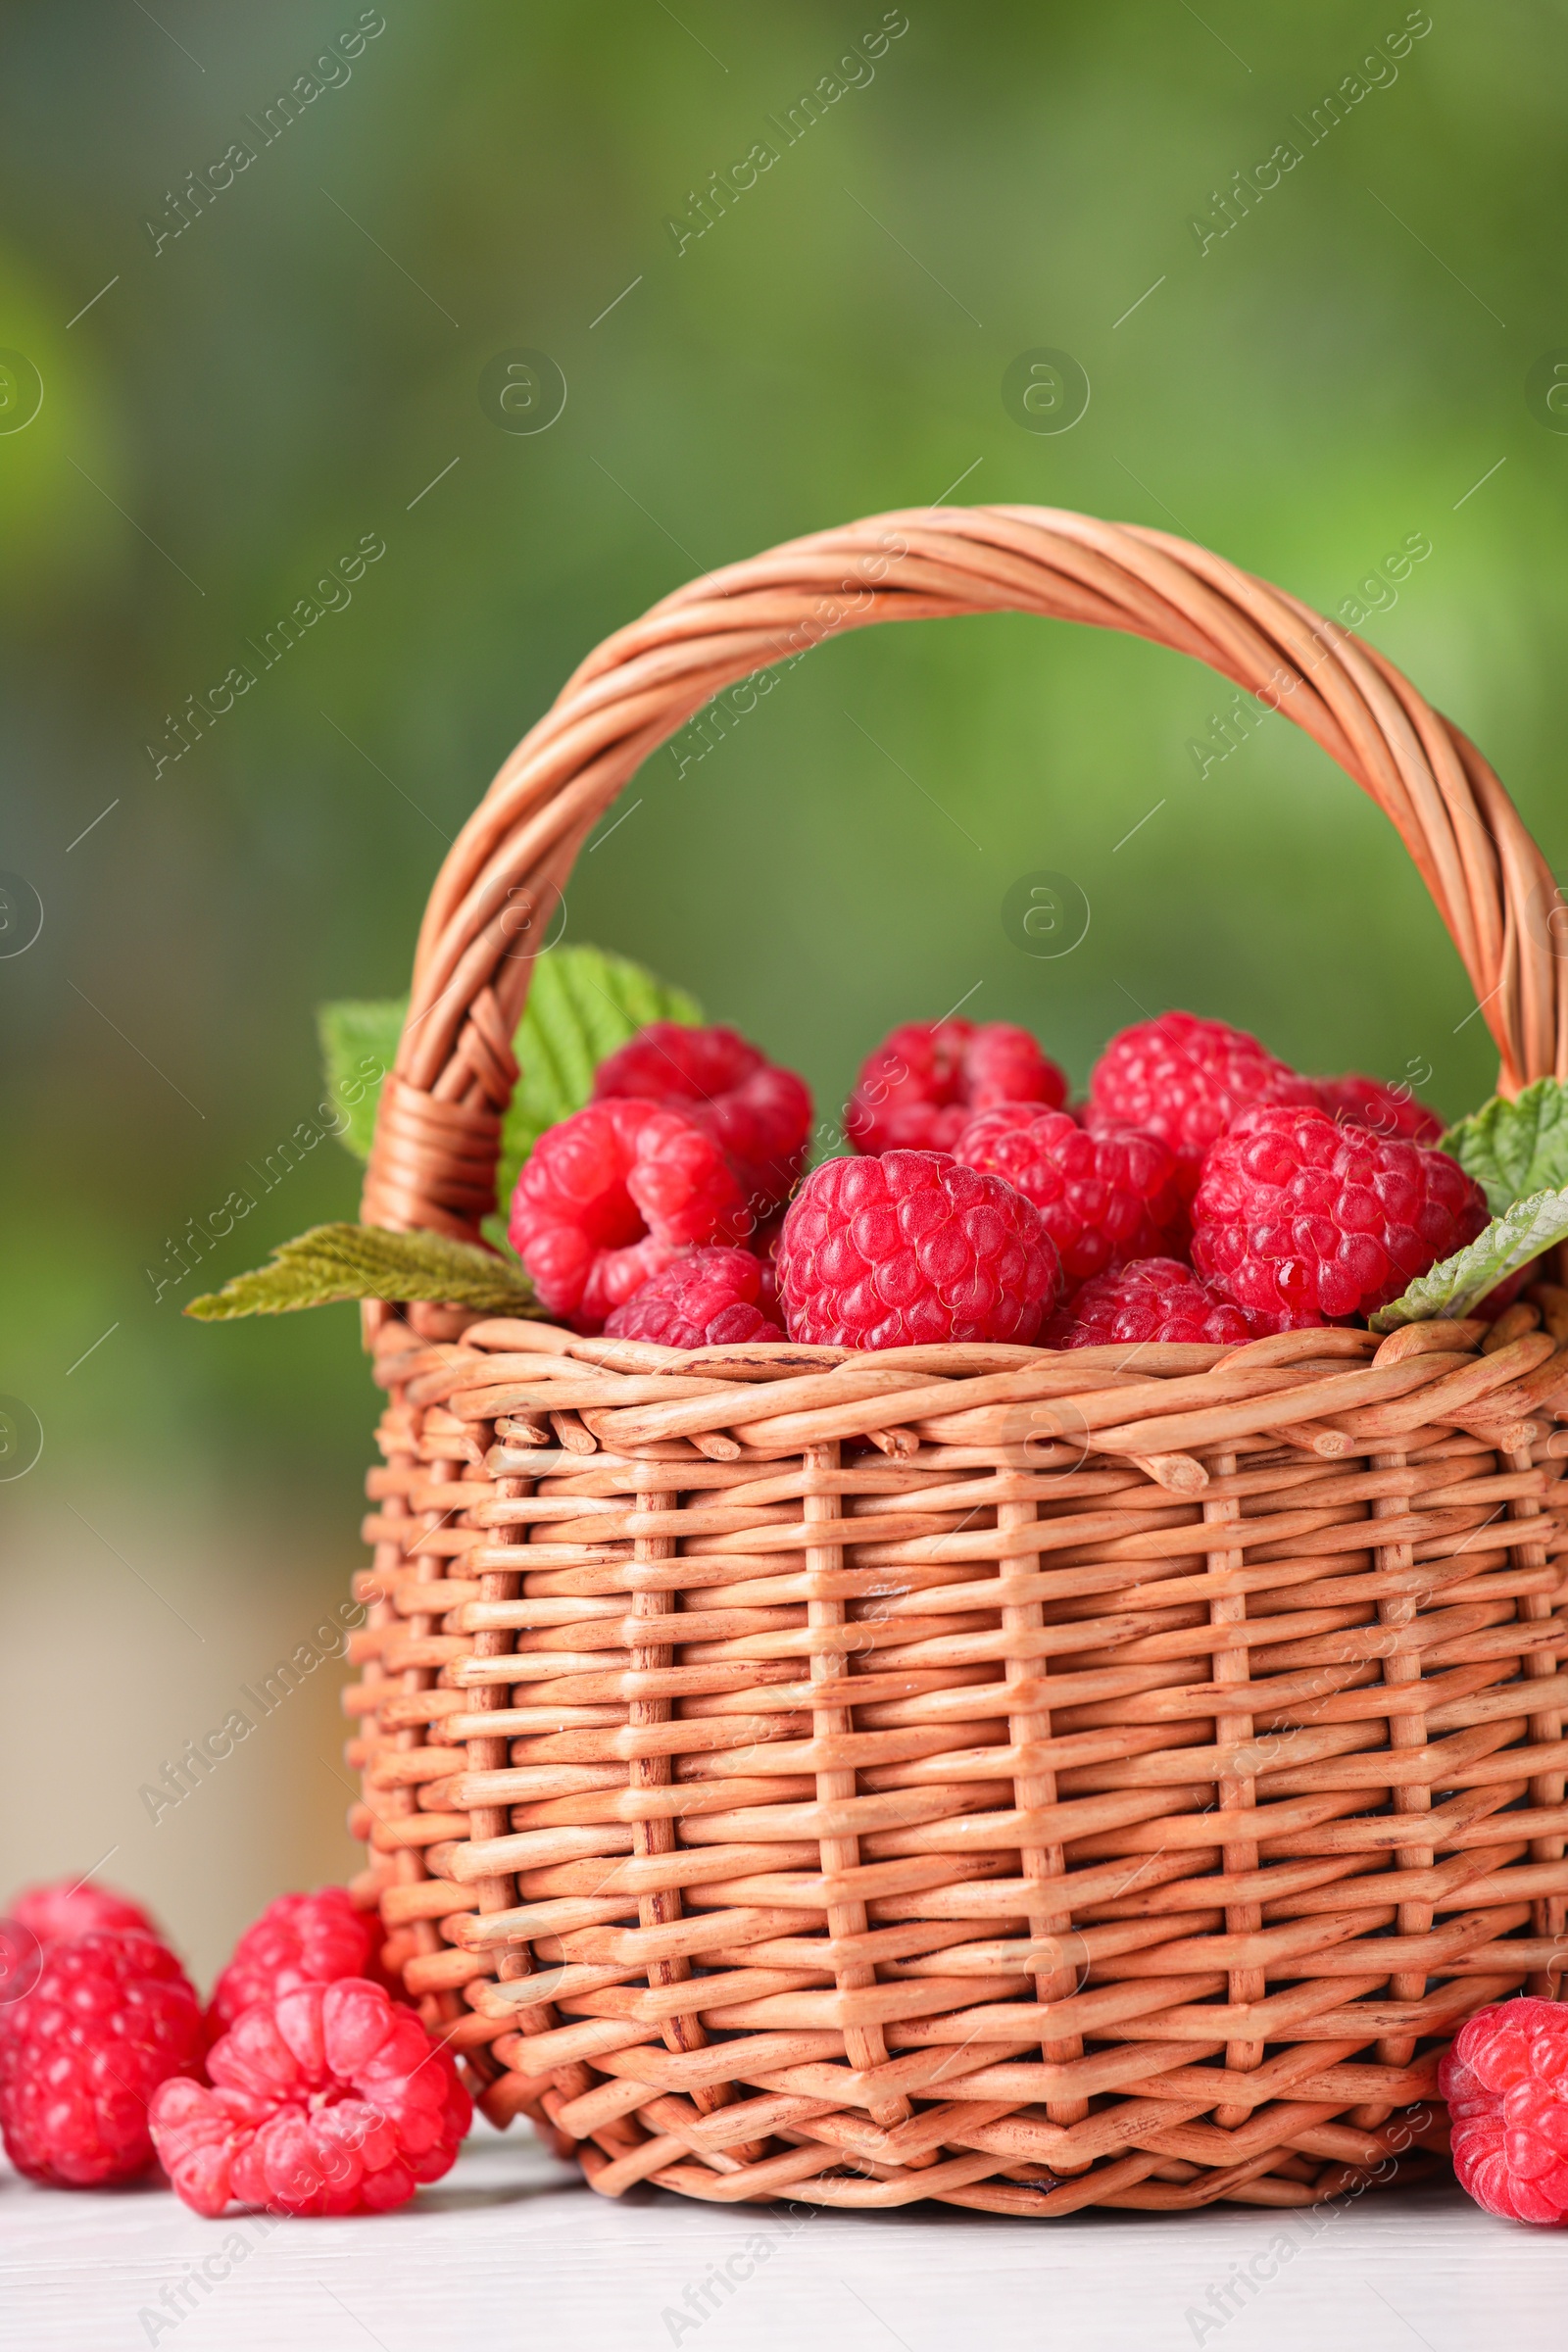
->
[344,506,1568,2216]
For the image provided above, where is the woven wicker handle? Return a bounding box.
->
[362,504,1565,1239]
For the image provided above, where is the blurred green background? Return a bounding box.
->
[3,0,1565,1980]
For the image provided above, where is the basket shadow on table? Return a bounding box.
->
[410,2123,1470,2233]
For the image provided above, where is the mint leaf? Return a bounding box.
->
[317,948,702,1207]
[1369,1188,1568,1332]
[318,1000,404,1159]
[185,1222,543,1320]
[1442,1078,1568,1216]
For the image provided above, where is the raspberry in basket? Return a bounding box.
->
[1045,1256,1257,1348]
[777,1150,1060,1348]
[509,1098,751,1332]
[1311,1070,1445,1144]
[207,1887,382,2037]
[604,1246,785,1347]
[592,1021,811,1218]
[1088,1011,1317,1179]
[1191,1102,1488,1325]
[8,1877,161,1946]
[0,1930,202,2186]
[955,1104,1185,1287]
[150,1978,471,2217]
[845,1018,1067,1154]
[1442,1997,1568,2225]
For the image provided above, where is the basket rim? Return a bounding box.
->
[369,1306,1567,1484]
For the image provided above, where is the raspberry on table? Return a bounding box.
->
[1441,1996,1568,2226]
[0,1917,42,2008]
[8,1878,161,1946]
[509,1098,751,1333]
[150,1978,471,2218]
[777,1150,1060,1348]
[1088,1012,1317,1181]
[592,1021,812,1220]
[955,1104,1185,1287]
[1044,1256,1258,1348]
[846,1018,1067,1155]
[1191,1102,1489,1327]
[207,1888,382,2039]
[604,1246,785,1348]
[1312,1071,1445,1144]
[0,1930,202,2187]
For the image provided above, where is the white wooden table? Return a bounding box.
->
[1,2121,1549,2349]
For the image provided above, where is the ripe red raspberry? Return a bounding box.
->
[0,1917,42,2007]
[604,1247,785,1347]
[956,1105,1185,1287]
[8,1878,160,1945]
[0,1931,201,2186]
[150,1978,470,2218]
[846,1019,1067,1155]
[1442,1997,1568,2225]
[592,1022,811,1219]
[1044,1256,1257,1348]
[777,1151,1060,1348]
[509,1099,750,1333]
[1311,1071,1445,1144]
[1089,1013,1317,1181]
[1191,1103,1488,1327]
[208,1888,381,2039]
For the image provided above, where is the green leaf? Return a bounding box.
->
[317,1000,405,1160]
[316,949,703,1215]
[1442,1078,1568,1217]
[184,1223,544,1320]
[1369,1188,1568,1332]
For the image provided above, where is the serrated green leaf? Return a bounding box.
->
[317,1000,405,1159]
[317,949,703,1223]
[184,1222,543,1320]
[1369,1188,1568,1332]
[1442,1078,1568,1216]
